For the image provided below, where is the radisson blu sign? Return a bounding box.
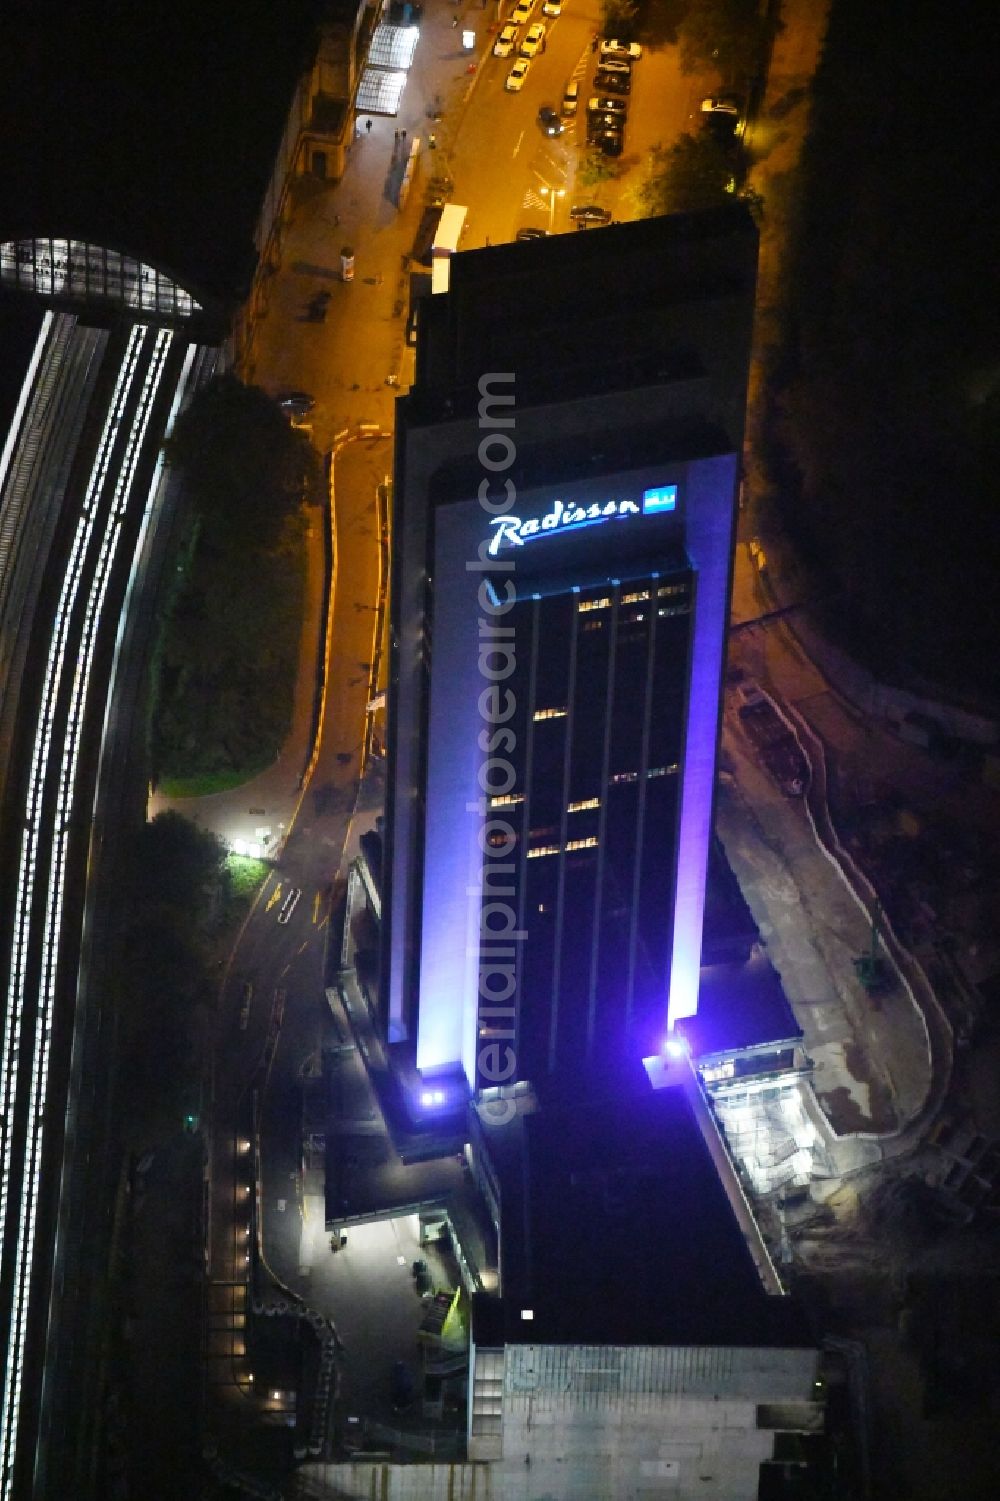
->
[486,484,677,556]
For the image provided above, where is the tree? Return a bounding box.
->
[576,147,619,192]
[153,377,310,781]
[164,374,323,552]
[638,133,734,218]
[678,0,770,81]
[600,0,637,38]
[130,811,227,919]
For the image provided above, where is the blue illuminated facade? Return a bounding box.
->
[386,207,758,1099]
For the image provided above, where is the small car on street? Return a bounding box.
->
[701,95,744,137]
[511,0,535,23]
[594,68,630,96]
[591,126,623,157]
[493,22,518,57]
[538,104,563,135]
[588,111,623,140]
[505,57,531,91]
[561,79,579,117]
[588,94,626,115]
[600,39,641,62]
[570,203,613,225]
[542,0,562,14]
[278,391,315,417]
[520,21,546,58]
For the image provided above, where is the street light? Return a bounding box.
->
[540,186,565,234]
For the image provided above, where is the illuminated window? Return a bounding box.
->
[487,830,515,848]
[658,604,691,618]
[582,619,604,632]
[578,596,612,613]
[567,797,600,813]
[610,770,639,785]
[565,836,598,852]
[658,583,687,598]
[533,707,567,721]
[647,764,679,778]
[526,844,559,859]
[621,590,650,604]
[489,792,524,807]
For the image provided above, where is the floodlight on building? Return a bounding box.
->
[663,1033,688,1060]
[520,1309,534,1321]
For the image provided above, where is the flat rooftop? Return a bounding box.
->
[688,954,802,1060]
[476,1070,812,1350]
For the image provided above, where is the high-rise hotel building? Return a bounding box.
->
[385,208,758,1100]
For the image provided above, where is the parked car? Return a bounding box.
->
[493,22,519,57]
[520,21,546,57]
[592,127,624,157]
[511,0,535,22]
[424,172,454,206]
[600,39,642,61]
[593,68,630,96]
[516,227,549,239]
[278,391,314,417]
[505,57,531,91]
[537,104,563,136]
[570,203,613,225]
[701,94,740,118]
[587,114,624,145]
[588,94,626,117]
[561,79,579,118]
[542,0,562,14]
[701,94,744,138]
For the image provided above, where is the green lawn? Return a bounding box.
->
[157,762,272,799]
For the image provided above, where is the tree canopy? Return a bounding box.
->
[639,133,735,218]
[678,0,771,81]
[164,373,323,552]
[153,376,314,780]
[761,0,1000,698]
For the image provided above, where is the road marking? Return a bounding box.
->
[297,940,309,956]
[280,963,290,978]
[318,914,329,930]
[513,129,524,157]
[265,884,282,912]
[313,890,323,924]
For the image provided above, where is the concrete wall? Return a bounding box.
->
[298,1345,819,1500]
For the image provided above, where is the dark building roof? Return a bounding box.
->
[409,205,758,427]
[701,834,760,963]
[689,837,802,1057]
[476,1071,812,1351]
[685,954,803,1060]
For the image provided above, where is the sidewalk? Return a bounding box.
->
[245,4,495,442]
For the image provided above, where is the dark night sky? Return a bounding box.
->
[0,0,320,299]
